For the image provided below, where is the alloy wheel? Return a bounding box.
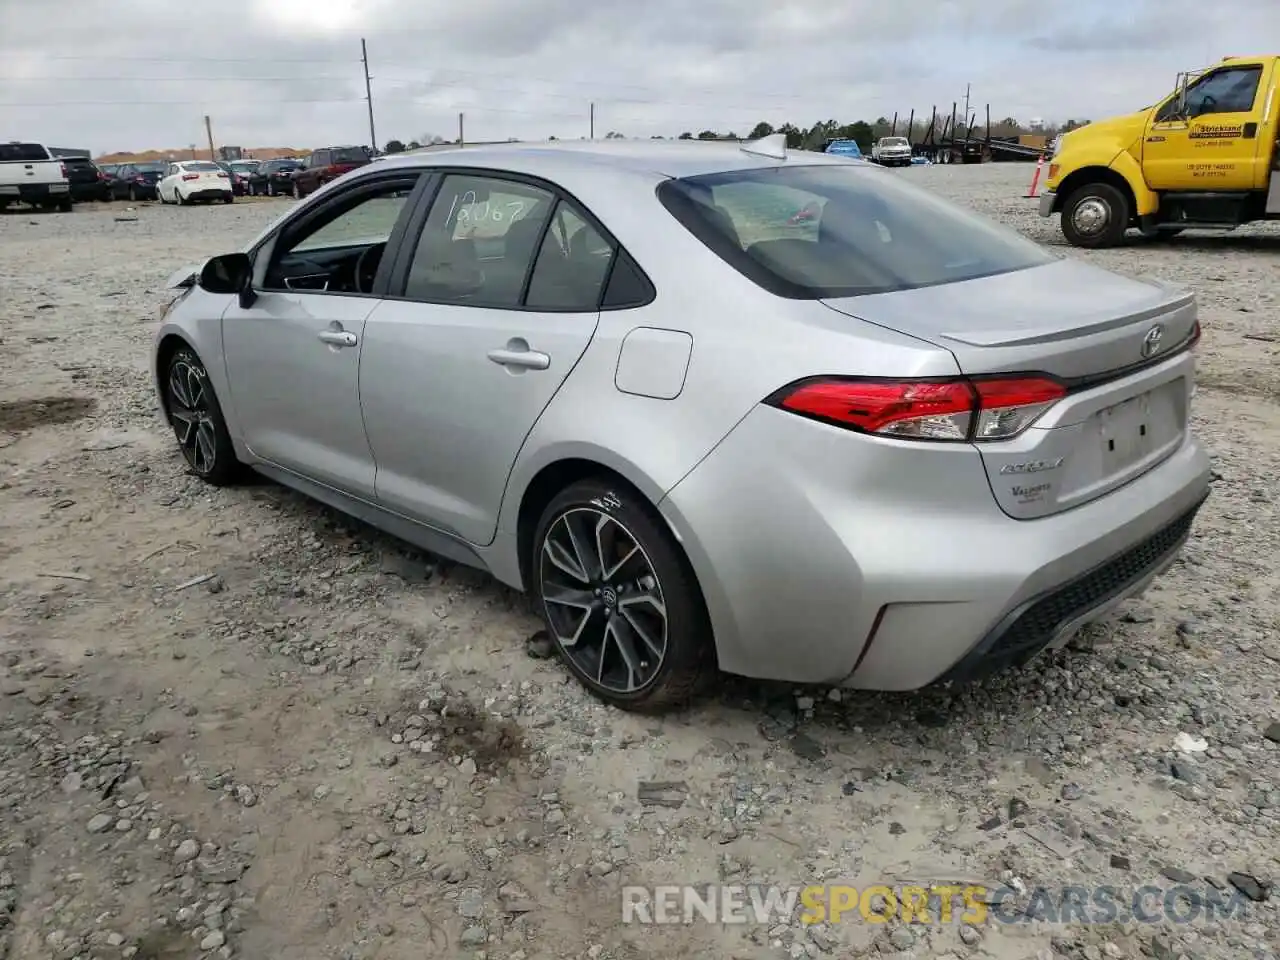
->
[166,359,217,474]
[539,507,668,693]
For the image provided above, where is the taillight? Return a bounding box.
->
[135,175,146,182]
[766,375,1066,442]
[217,172,229,179]
[59,162,68,178]
[182,173,200,181]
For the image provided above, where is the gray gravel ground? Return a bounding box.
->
[0,164,1277,960]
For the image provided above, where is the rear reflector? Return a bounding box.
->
[766,375,1067,442]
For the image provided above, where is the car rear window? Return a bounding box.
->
[133,162,167,173]
[185,162,221,172]
[0,143,51,162]
[330,147,367,163]
[656,164,1053,299]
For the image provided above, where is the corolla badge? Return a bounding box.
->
[1141,324,1164,358]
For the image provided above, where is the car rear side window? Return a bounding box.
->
[524,201,613,311]
[656,165,1053,299]
[402,174,555,308]
[330,147,366,163]
[0,143,51,163]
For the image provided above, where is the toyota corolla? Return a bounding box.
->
[152,136,1210,711]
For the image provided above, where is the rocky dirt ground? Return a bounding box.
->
[0,165,1277,960]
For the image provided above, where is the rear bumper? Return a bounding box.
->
[185,188,231,201]
[659,404,1211,690]
[0,183,69,203]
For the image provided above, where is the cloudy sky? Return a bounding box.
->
[0,0,1274,154]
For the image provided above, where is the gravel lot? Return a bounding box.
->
[1,164,1278,960]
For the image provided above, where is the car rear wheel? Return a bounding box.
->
[164,348,244,486]
[1061,181,1130,249]
[531,479,713,712]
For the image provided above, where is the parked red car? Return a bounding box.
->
[291,146,371,198]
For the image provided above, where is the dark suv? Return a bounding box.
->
[291,146,370,198]
[61,157,111,202]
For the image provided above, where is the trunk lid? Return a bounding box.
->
[821,258,1198,520]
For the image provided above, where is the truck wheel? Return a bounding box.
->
[58,196,73,212]
[1061,182,1130,249]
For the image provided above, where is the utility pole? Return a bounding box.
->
[963,83,971,139]
[458,113,464,147]
[361,39,377,153]
[204,115,216,161]
[589,102,594,139]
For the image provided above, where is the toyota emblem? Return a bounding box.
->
[1141,324,1165,358]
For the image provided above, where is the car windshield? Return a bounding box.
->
[657,164,1054,299]
[185,162,221,172]
[881,137,909,147]
[330,147,367,163]
[0,143,50,162]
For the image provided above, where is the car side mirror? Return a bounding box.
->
[199,252,257,308]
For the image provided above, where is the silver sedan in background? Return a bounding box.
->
[152,137,1210,711]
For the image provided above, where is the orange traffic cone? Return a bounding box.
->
[1023,154,1046,199]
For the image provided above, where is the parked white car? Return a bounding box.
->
[158,161,233,205]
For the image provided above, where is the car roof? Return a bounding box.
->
[361,139,861,182]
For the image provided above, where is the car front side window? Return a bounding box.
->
[261,177,419,295]
[401,173,555,307]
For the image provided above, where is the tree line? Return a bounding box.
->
[379,116,1093,156]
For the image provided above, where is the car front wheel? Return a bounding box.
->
[1061,182,1130,249]
[531,479,712,712]
[164,348,244,486]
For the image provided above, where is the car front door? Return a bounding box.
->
[360,171,618,545]
[1143,63,1269,192]
[219,171,425,498]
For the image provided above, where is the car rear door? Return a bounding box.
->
[359,170,615,545]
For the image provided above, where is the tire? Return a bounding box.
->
[178,190,190,206]
[58,196,73,212]
[163,347,245,486]
[223,193,233,204]
[267,182,276,197]
[128,185,137,202]
[1061,181,1130,249]
[530,478,712,712]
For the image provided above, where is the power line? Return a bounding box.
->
[32,54,356,64]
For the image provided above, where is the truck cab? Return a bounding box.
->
[1039,55,1280,247]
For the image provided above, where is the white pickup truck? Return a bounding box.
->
[870,136,913,167]
[0,142,72,212]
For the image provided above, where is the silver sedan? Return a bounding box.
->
[152,136,1210,711]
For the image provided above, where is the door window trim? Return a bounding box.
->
[250,171,430,301]
[383,165,656,314]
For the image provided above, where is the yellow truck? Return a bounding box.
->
[1039,55,1280,247]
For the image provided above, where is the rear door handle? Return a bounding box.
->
[317,330,357,347]
[487,345,550,370]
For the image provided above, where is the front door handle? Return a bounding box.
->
[317,330,357,347]
[487,342,550,370]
